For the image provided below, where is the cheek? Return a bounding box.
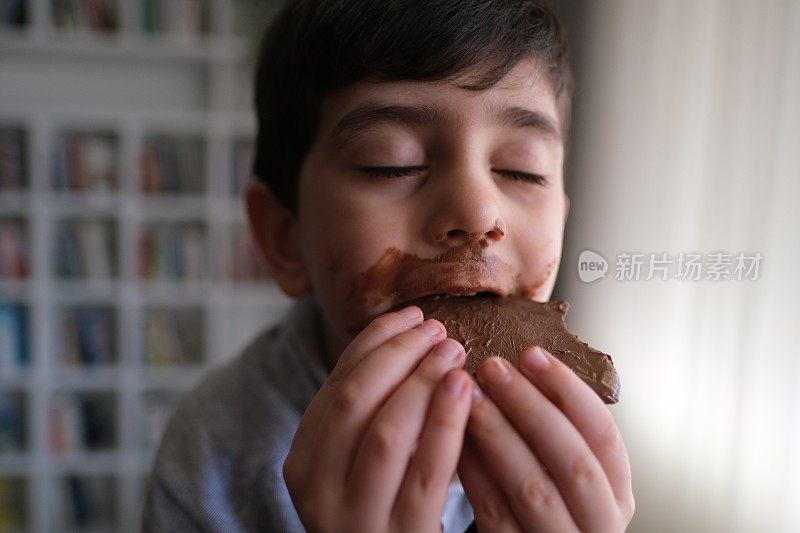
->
[301,173,371,259]
[301,161,415,268]
[305,195,397,275]
[299,177,411,327]
[519,253,560,300]
[514,205,565,299]
[314,243,407,339]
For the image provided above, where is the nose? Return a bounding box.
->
[423,167,506,247]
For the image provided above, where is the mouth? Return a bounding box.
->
[396,285,508,308]
[419,290,501,299]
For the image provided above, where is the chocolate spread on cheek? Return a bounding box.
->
[519,257,558,299]
[347,247,404,307]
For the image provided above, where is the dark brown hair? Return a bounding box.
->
[252,0,575,214]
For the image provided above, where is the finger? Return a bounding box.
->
[310,319,448,492]
[518,346,634,517]
[391,367,473,531]
[457,432,524,533]
[466,379,578,532]
[289,306,424,469]
[346,340,466,518]
[476,356,617,531]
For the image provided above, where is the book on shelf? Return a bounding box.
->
[49,394,115,454]
[143,308,203,367]
[0,304,28,375]
[51,132,117,192]
[52,0,118,33]
[49,395,82,454]
[61,307,115,366]
[79,397,113,449]
[143,310,187,367]
[0,219,28,280]
[54,219,115,280]
[56,476,114,531]
[139,222,207,281]
[140,136,204,194]
[140,0,210,38]
[0,128,26,191]
[79,220,113,279]
[0,0,26,27]
[0,477,25,533]
[0,393,24,453]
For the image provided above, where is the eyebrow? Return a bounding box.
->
[327,102,562,149]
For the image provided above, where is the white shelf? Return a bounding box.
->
[139,367,207,390]
[50,280,120,299]
[49,367,124,391]
[49,451,122,472]
[0,30,240,62]
[0,192,32,213]
[0,280,31,299]
[0,452,34,475]
[44,191,120,210]
[139,195,209,219]
[137,280,212,304]
[0,1,289,531]
[0,374,33,390]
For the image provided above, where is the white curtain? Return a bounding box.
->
[559,1,800,532]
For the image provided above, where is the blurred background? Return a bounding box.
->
[0,1,289,531]
[0,0,797,532]
[553,1,799,533]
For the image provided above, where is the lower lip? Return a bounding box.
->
[407,291,499,303]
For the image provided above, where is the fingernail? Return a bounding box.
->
[443,371,467,396]
[480,357,511,385]
[398,305,422,320]
[433,340,462,361]
[471,382,485,402]
[521,346,550,373]
[420,319,444,336]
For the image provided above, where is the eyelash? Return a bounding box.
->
[359,166,547,185]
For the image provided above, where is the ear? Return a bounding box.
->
[244,181,312,297]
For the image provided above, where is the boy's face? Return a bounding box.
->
[268,58,568,359]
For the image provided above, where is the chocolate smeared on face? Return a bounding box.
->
[345,240,516,331]
[519,257,557,298]
[401,294,620,404]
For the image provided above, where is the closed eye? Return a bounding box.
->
[496,169,547,185]
[359,166,426,178]
[358,166,547,185]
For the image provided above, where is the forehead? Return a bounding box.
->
[315,59,562,146]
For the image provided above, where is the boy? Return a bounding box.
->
[142,1,634,531]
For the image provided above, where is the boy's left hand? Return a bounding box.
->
[457,347,635,532]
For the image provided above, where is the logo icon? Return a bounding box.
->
[578,250,608,283]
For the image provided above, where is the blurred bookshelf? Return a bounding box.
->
[0,0,289,531]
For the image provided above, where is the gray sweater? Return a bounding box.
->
[141,294,475,532]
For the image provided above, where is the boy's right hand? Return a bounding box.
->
[283,305,473,532]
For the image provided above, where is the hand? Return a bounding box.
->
[457,347,635,532]
[283,305,473,532]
